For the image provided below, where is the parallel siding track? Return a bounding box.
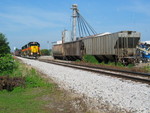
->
[38,59,150,84]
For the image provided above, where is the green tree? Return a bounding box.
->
[0,33,17,75]
[0,54,17,75]
[0,33,10,55]
[41,49,51,56]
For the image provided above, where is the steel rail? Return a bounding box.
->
[38,59,150,84]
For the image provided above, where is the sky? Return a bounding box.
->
[0,0,150,51]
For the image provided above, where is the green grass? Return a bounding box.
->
[0,59,55,113]
[81,55,137,68]
[143,65,150,73]
[0,87,52,113]
[80,55,150,73]
[82,55,125,67]
[83,55,99,64]
[0,58,110,113]
[107,61,125,67]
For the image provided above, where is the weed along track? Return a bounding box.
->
[39,59,150,84]
[0,76,25,91]
[18,57,150,113]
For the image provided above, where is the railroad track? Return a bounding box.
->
[38,59,150,84]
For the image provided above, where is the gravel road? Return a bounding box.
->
[19,57,150,113]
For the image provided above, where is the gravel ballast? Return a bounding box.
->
[19,57,150,113]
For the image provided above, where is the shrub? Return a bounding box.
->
[115,62,124,67]
[83,55,99,64]
[0,54,18,75]
[100,61,106,65]
[75,59,81,62]
[0,76,25,91]
[107,61,116,66]
[127,64,134,68]
[40,49,51,56]
[0,33,10,54]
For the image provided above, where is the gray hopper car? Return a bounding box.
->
[52,31,140,64]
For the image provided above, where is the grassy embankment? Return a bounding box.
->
[0,59,81,113]
[77,55,150,73]
[0,59,54,113]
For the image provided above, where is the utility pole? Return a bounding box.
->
[72,4,78,41]
[47,41,51,55]
[47,41,49,50]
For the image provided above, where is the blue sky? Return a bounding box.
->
[0,0,150,51]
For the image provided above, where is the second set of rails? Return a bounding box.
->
[38,58,150,85]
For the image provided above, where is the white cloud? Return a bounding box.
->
[0,6,70,32]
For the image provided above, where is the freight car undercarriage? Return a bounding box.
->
[53,54,140,65]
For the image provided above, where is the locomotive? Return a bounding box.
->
[21,42,40,58]
[52,31,141,64]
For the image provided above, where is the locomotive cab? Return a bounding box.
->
[21,42,40,58]
[28,42,40,57]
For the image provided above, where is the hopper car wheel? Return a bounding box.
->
[53,56,56,59]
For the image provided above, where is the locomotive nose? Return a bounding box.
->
[32,46,37,53]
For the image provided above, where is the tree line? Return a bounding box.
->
[0,33,10,55]
[0,33,17,75]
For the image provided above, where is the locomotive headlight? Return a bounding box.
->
[31,52,33,55]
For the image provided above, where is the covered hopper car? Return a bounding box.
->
[52,31,141,64]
